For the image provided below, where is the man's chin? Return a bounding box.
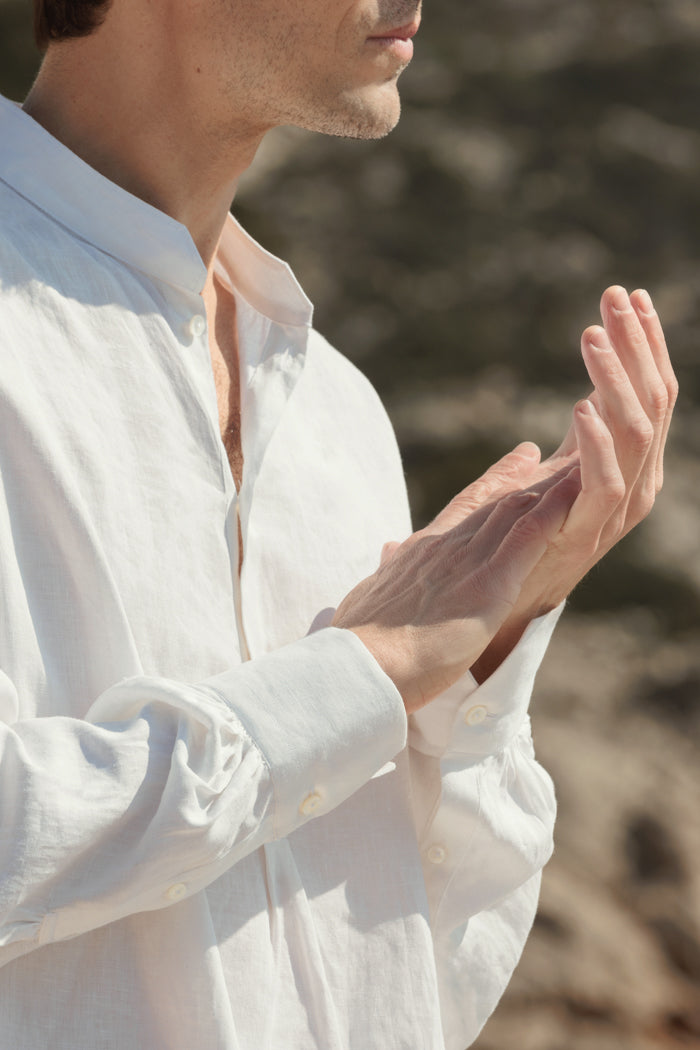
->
[294,84,402,141]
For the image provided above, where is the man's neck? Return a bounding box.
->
[23,13,269,270]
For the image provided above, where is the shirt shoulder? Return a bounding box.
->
[0,179,172,375]
[304,327,391,427]
[0,176,77,263]
[0,179,104,315]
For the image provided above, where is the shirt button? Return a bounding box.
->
[188,314,207,339]
[164,882,187,903]
[426,844,447,865]
[299,791,322,816]
[464,704,488,727]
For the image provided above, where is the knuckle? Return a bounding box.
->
[633,483,657,519]
[498,454,527,480]
[597,358,625,386]
[648,383,668,420]
[600,476,626,509]
[605,508,628,538]
[627,325,649,352]
[510,512,547,545]
[463,478,492,506]
[625,416,654,454]
[667,375,680,407]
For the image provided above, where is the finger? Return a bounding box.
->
[476,469,581,594]
[600,287,669,490]
[519,456,579,498]
[629,288,677,399]
[450,489,543,569]
[428,441,541,536]
[629,288,678,489]
[562,399,625,550]
[600,286,662,405]
[552,415,581,460]
[464,470,579,573]
[580,325,653,482]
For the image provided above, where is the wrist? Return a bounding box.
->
[470,594,563,683]
[345,624,408,702]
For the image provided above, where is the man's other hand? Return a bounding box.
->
[471,285,677,681]
[333,447,581,713]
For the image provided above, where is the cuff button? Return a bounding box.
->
[299,791,322,816]
[165,882,187,903]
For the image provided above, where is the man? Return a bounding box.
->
[0,0,675,1048]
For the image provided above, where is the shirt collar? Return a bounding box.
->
[217,214,313,329]
[0,94,313,327]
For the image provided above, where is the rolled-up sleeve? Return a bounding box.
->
[0,628,407,967]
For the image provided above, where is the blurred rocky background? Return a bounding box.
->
[2,0,699,1046]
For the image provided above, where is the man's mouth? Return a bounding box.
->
[368,19,420,42]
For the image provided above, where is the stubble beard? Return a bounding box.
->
[282,71,407,142]
[216,1,416,143]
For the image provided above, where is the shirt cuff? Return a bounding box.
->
[200,627,407,838]
[408,602,564,758]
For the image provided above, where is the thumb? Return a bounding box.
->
[429,441,542,535]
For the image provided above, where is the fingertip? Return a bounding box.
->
[513,441,541,463]
[581,325,609,352]
[575,398,597,419]
[573,398,612,441]
[540,462,581,501]
[601,284,628,314]
[630,288,656,317]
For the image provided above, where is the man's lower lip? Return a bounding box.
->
[366,37,414,61]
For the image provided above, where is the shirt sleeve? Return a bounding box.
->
[0,628,406,967]
[407,604,564,1050]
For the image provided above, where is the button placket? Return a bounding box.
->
[425,844,447,865]
[187,313,207,340]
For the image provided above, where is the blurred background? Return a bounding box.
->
[2,0,699,1045]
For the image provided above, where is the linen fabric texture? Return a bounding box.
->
[0,95,560,1050]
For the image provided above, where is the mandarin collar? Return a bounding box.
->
[0,94,313,327]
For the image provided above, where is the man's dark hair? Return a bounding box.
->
[34,0,112,50]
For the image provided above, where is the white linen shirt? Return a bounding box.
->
[0,94,560,1050]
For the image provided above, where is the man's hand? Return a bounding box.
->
[471,285,677,681]
[333,448,581,713]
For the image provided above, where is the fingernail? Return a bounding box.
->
[610,286,630,312]
[576,399,596,417]
[516,441,540,461]
[511,490,539,507]
[586,327,610,352]
[635,288,654,315]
